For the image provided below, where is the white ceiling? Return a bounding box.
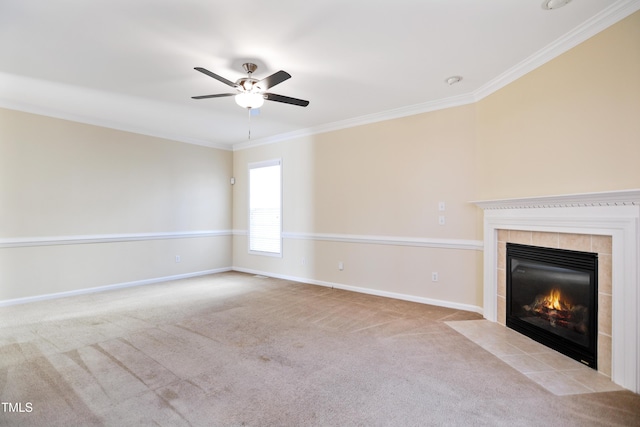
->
[1,0,638,150]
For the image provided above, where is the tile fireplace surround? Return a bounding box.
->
[473,190,640,394]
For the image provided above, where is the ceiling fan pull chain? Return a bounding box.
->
[248,108,252,140]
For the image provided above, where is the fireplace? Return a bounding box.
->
[506,243,597,368]
[473,189,640,393]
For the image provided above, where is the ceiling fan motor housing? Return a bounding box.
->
[242,63,258,74]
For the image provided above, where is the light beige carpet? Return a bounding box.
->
[1,272,639,426]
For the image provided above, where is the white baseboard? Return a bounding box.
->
[231,266,483,315]
[0,267,232,307]
[1,266,483,316]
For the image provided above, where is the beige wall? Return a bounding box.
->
[0,109,232,301]
[233,12,640,311]
[475,11,640,200]
[234,106,479,237]
[233,104,484,309]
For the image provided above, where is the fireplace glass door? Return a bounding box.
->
[506,243,597,368]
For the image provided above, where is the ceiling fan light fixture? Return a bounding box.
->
[541,0,572,10]
[235,92,264,109]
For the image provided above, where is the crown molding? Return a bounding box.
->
[235,0,640,151]
[232,94,476,151]
[0,99,233,152]
[473,0,640,102]
[3,0,638,152]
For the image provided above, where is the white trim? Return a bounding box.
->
[231,266,483,315]
[281,232,483,251]
[0,230,232,248]
[2,2,636,151]
[234,230,483,251]
[248,158,281,169]
[232,0,640,151]
[248,159,283,256]
[0,96,233,152]
[232,94,475,151]
[474,193,640,393]
[248,250,283,259]
[0,267,232,307]
[472,0,640,102]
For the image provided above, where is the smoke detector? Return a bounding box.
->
[445,76,462,86]
[541,0,572,10]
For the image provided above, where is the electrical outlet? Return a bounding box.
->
[175,255,181,263]
[438,215,446,225]
[438,201,446,211]
[301,257,306,266]
[432,272,439,282]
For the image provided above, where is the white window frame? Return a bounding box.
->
[248,159,282,257]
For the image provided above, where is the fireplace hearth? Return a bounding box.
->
[507,243,598,368]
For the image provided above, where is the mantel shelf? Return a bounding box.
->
[471,189,640,210]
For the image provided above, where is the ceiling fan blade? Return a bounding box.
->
[257,71,291,90]
[264,93,309,107]
[191,93,235,100]
[194,67,237,88]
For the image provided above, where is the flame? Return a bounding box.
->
[543,288,570,311]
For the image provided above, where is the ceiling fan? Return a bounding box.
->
[192,63,309,109]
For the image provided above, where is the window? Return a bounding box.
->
[249,159,282,256]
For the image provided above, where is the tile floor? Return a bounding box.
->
[446,319,623,395]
